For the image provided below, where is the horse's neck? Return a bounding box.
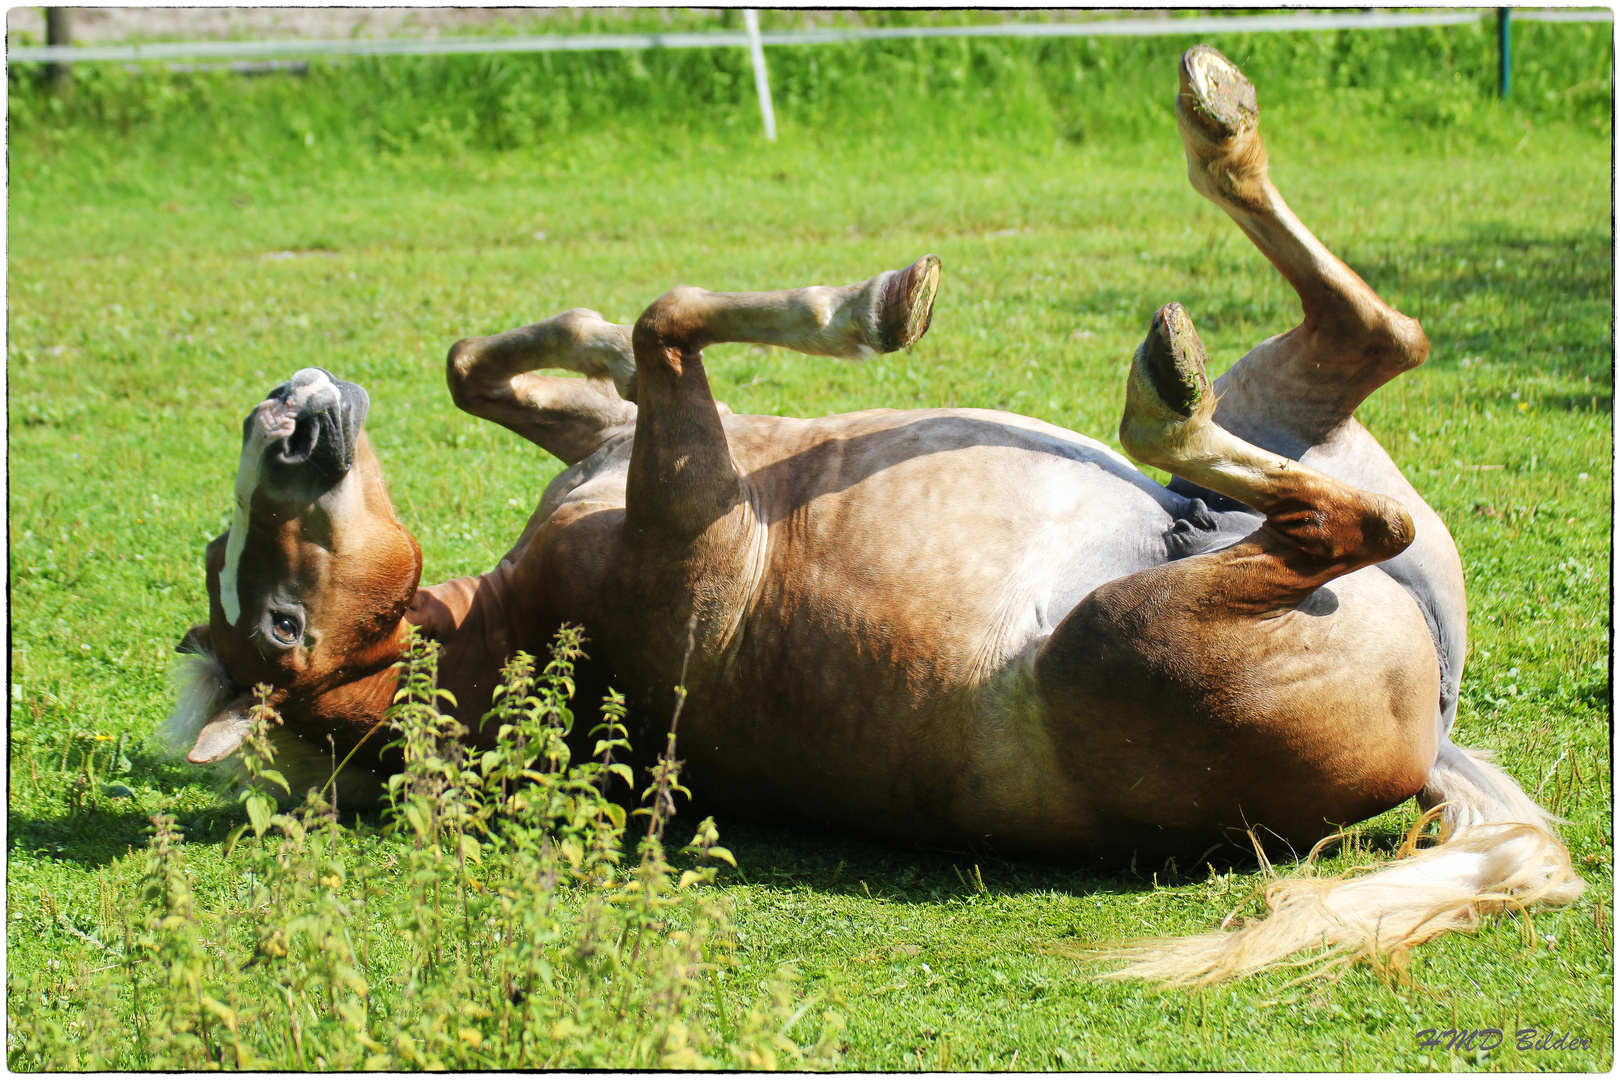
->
[406,561,541,718]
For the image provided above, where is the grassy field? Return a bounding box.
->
[8,18,1613,1070]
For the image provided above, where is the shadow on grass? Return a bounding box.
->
[9,805,175,869]
[1535,390,1613,414]
[6,744,269,868]
[1061,224,1612,390]
[700,813,1418,907]
[12,751,1423,894]
[1366,225,1612,378]
[8,796,394,870]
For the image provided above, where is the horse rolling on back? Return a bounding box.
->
[166,46,1582,984]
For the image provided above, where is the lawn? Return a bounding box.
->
[7,18,1613,1071]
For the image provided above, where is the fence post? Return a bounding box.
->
[1497,8,1511,98]
[743,10,777,142]
[44,7,73,94]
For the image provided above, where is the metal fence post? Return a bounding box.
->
[1498,8,1512,98]
[743,10,777,142]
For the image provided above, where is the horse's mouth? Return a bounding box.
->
[249,368,370,497]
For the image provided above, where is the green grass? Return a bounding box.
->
[8,22,1613,1071]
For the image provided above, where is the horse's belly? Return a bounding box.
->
[679,440,1187,836]
[765,436,1183,648]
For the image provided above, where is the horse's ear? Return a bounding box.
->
[177,622,214,656]
[187,694,256,764]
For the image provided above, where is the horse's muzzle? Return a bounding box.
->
[246,368,370,499]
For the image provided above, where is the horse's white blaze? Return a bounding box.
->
[220,369,339,625]
[219,424,280,626]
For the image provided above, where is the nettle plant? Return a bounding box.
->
[8,627,842,1070]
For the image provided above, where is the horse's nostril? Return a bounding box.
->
[282,413,319,463]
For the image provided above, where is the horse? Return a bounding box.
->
[165,46,1582,983]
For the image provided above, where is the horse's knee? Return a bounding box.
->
[1319,307,1430,381]
[550,306,609,341]
[445,334,521,417]
[1386,311,1430,371]
[446,337,484,414]
[633,285,711,372]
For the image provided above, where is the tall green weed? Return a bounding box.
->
[6,628,842,1070]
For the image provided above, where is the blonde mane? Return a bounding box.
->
[157,646,234,762]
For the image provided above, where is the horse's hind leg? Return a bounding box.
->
[1058,309,1577,981]
[1174,46,1467,736]
[1119,303,1415,583]
[1176,45,1430,447]
[1037,305,1439,856]
[446,309,638,465]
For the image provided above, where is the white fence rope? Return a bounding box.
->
[7,8,1611,65]
[1512,6,1616,18]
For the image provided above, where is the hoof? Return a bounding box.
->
[1177,45,1259,146]
[1137,303,1210,419]
[1176,47,1268,211]
[1120,303,1213,468]
[874,254,941,353]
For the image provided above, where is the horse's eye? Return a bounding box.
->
[270,614,300,644]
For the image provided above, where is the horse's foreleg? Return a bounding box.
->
[636,254,940,360]
[1120,303,1415,591]
[446,309,638,465]
[610,257,940,678]
[623,256,941,543]
[1177,46,1429,449]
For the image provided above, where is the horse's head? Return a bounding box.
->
[168,368,421,780]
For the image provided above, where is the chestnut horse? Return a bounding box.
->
[165,47,1581,982]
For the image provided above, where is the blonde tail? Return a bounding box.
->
[1102,741,1585,986]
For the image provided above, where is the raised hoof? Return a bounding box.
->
[1178,45,1259,145]
[875,254,942,353]
[1176,47,1268,212]
[1120,303,1214,469]
[1137,303,1210,419]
